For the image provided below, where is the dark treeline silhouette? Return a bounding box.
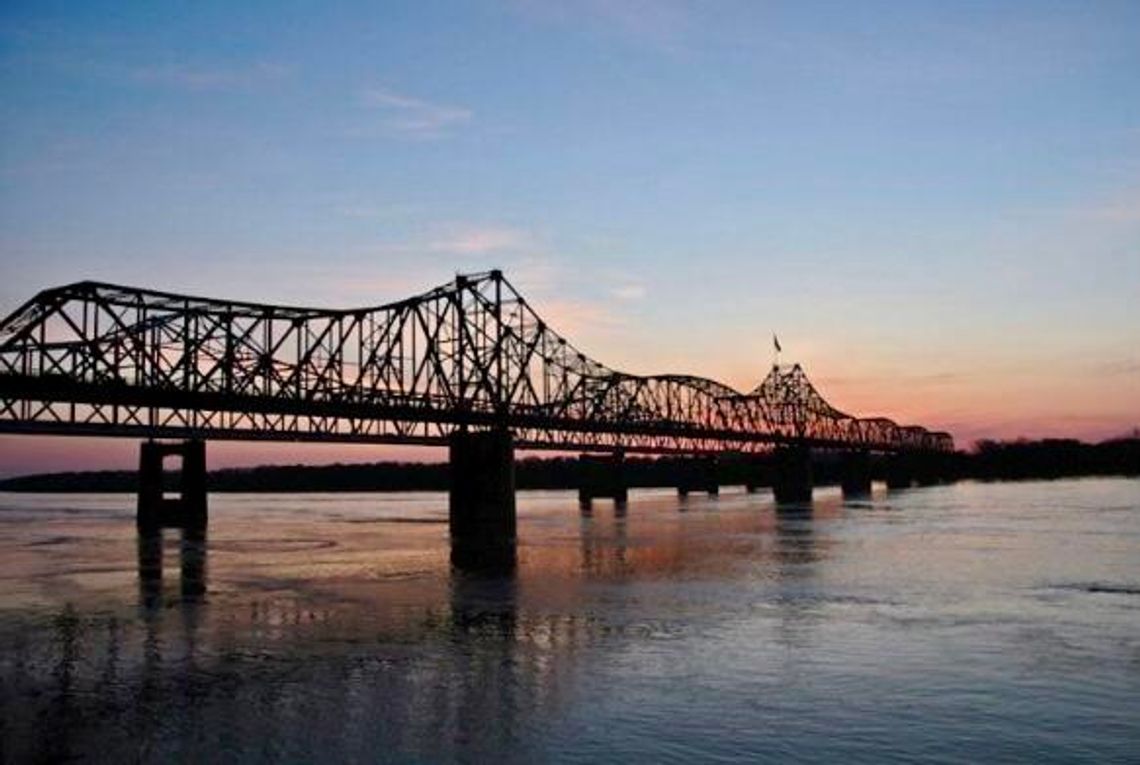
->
[0,456,774,494]
[0,438,1135,494]
[961,437,1140,481]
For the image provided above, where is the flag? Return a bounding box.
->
[773,334,782,353]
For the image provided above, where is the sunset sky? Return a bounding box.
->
[1,1,1138,476]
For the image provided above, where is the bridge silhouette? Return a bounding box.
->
[0,270,952,566]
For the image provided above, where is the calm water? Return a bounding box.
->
[1,479,1138,763]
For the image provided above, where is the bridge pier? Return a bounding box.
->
[885,453,914,490]
[578,452,628,506]
[137,440,207,529]
[449,429,516,573]
[773,445,813,504]
[742,456,767,493]
[840,450,873,498]
[913,453,943,486]
[677,456,718,497]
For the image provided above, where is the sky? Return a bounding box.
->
[0,0,1138,476]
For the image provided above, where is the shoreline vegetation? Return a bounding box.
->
[0,438,1136,494]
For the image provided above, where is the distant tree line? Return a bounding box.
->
[959,437,1139,481]
[0,456,772,493]
[0,438,1135,493]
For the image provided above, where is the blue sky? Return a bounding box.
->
[1,1,1138,473]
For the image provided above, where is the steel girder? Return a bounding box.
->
[0,271,953,454]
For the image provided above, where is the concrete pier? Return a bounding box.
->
[840,450,873,498]
[773,445,813,504]
[677,456,719,497]
[914,453,943,486]
[137,440,207,529]
[885,454,914,490]
[578,452,628,506]
[449,429,516,572]
[743,457,767,493]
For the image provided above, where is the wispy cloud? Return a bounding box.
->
[359,86,472,139]
[313,231,637,349]
[427,226,532,255]
[611,283,646,300]
[130,61,292,91]
[331,222,537,260]
[534,297,623,338]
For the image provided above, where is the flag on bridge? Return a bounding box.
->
[773,334,782,353]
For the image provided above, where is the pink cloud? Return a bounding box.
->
[359,86,472,138]
[428,226,532,255]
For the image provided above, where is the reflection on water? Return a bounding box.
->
[775,504,818,568]
[136,525,208,609]
[449,533,517,578]
[1,480,1139,762]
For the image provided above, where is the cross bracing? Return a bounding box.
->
[0,270,953,454]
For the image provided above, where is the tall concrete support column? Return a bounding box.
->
[743,457,767,493]
[137,440,208,529]
[773,445,813,504]
[913,453,942,486]
[138,441,164,520]
[449,429,516,572]
[885,454,914,490]
[578,452,627,506]
[840,450,873,498]
[181,440,207,510]
[677,456,718,497]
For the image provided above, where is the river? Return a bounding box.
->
[1,478,1138,762]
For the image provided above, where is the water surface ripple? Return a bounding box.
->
[1,479,1138,763]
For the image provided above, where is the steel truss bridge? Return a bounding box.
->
[0,270,952,455]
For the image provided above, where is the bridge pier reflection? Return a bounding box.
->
[136,522,208,608]
[449,429,517,574]
[578,451,628,507]
[136,525,164,609]
[773,445,813,504]
[137,440,207,529]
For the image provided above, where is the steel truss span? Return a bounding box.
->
[0,270,952,454]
